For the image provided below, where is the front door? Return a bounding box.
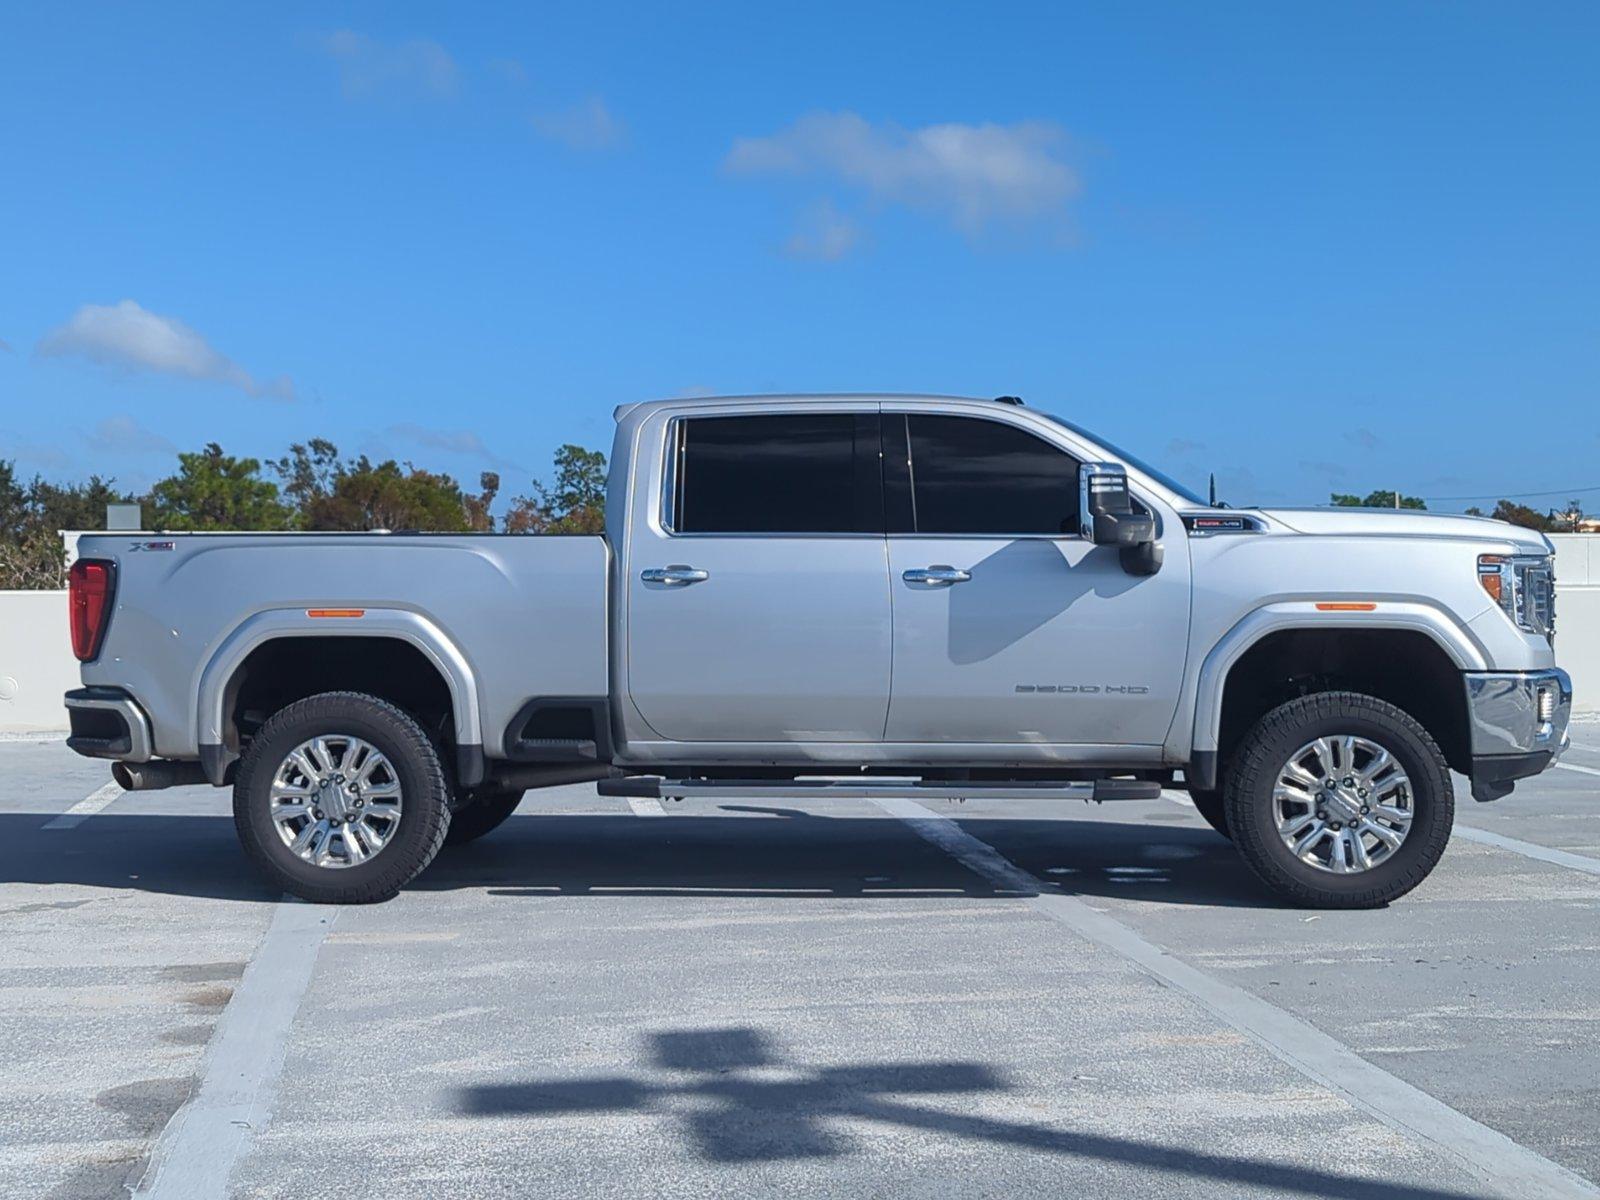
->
[883,413,1190,747]
[626,410,892,743]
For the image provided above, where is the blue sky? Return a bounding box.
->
[2,1,1597,511]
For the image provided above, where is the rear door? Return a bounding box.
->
[883,412,1190,747]
[625,409,893,743]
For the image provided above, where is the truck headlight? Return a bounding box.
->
[1478,553,1556,641]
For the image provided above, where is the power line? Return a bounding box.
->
[1419,483,1600,503]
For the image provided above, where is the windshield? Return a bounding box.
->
[1039,413,1209,507]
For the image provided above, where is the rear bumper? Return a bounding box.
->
[1464,668,1571,801]
[64,687,153,762]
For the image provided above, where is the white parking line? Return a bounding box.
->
[41,781,122,830]
[627,796,667,817]
[1161,788,1193,807]
[1554,761,1600,779]
[875,796,1600,1200]
[1454,825,1600,878]
[135,900,336,1199]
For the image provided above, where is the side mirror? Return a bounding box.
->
[1078,462,1162,576]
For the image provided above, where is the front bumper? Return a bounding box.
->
[1464,668,1572,801]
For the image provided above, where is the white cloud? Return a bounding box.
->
[530,97,624,150]
[726,112,1079,234]
[784,199,861,261]
[318,30,457,100]
[387,423,522,472]
[85,415,176,456]
[37,300,294,401]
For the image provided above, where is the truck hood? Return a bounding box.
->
[1256,507,1552,552]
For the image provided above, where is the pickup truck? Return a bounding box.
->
[64,393,1572,908]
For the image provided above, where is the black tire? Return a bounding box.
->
[444,787,526,847]
[1186,787,1231,840]
[1224,691,1453,909]
[233,691,452,903]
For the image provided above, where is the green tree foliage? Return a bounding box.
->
[269,441,500,531]
[504,444,608,534]
[1484,499,1562,532]
[1330,490,1427,510]
[0,460,139,587]
[148,443,293,531]
[0,439,608,585]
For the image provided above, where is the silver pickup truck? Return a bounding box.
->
[64,393,1572,908]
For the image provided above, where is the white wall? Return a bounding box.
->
[0,591,78,732]
[3,539,1598,733]
[1552,534,1599,715]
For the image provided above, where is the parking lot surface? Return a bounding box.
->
[3,724,1599,1199]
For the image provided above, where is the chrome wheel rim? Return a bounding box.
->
[1273,735,1413,874]
[269,735,402,869]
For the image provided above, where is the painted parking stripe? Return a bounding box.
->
[1161,789,1193,807]
[1454,825,1600,878]
[135,900,336,1199]
[627,796,667,817]
[875,796,1600,1200]
[41,781,122,830]
[1554,761,1600,779]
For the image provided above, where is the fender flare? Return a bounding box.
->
[193,607,483,783]
[1189,600,1488,756]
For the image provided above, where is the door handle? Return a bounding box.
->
[902,565,972,587]
[641,565,710,586]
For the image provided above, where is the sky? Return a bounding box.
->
[1,1,1597,513]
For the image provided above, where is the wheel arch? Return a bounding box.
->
[1191,602,1486,778]
[195,608,483,784]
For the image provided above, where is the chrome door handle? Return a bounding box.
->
[902,565,972,587]
[641,565,709,586]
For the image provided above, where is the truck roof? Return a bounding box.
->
[612,393,998,422]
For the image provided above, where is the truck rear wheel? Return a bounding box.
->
[444,787,526,846]
[233,691,452,903]
[1224,691,1452,909]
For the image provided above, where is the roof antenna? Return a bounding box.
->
[1208,473,1217,507]
[993,395,1024,406]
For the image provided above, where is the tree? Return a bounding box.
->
[0,459,139,587]
[269,438,341,522]
[29,475,138,532]
[505,445,607,534]
[1486,499,1561,532]
[1556,499,1586,533]
[147,443,293,531]
[297,456,475,531]
[1330,490,1427,510]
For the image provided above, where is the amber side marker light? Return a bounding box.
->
[1315,601,1378,612]
[307,608,365,618]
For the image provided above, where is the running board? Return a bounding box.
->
[598,777,1162,803]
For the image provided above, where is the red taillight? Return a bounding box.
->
[68,559,116,661]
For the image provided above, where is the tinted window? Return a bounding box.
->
[905,415,1079,534]
[674,414,881,534]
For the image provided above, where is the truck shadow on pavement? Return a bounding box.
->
[3,811,1283,908]
[455,1026,1479,1199]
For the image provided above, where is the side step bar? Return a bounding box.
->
[598,777,1162,803]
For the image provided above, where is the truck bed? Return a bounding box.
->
[75,533,610,761]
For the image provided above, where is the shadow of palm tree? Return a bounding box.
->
[458,1027,1481,1198]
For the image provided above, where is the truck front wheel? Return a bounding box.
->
[233,691,452,903]
[1224,691,1453,909]
[1185,787,1230,840]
